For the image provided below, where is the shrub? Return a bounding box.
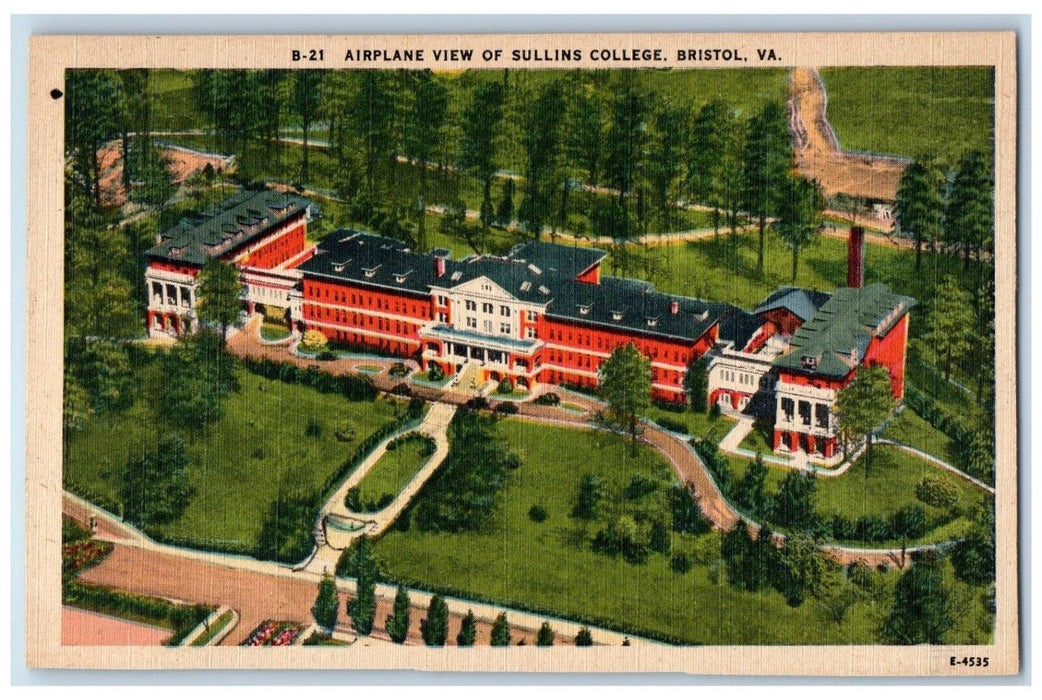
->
[534,392,560,406]
[536,621,555,646]
[915,475,960,510]
[427,364,444,382]
[305,417,322,438]
[300,329,328,352]
[389,362,409,378]
[670,553,692,574]
[334,422,357,442]
[575,626,594,646]
[623,474,658,500]
[497,377,514,394]
[463,396,490,411]
[495,401,519,415]
[316,350,338,361]
[528,505,548,523]
[390,383,413,397]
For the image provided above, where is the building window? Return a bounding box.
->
[500,322,511,334]
[467,317,477,328]
[781,397,795,422]
[484,320,492,332]
[815,403,830,429]
[526,327,537,339]
[438,312,448,323]
[483,302,494,314]
[527,310,536,322]
[501,305,510,316]
[798,400,812,426]
[466,300,477,311]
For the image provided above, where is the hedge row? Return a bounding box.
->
[240,356,377,401]
[63,580,213,646]
[653,416,689,434]
[904,386,988,481]
[142,530,256,558]
[377,571,693,646]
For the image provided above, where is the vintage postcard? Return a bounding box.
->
[25,31,1018,674]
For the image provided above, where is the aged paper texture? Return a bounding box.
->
[26,31,1018,675]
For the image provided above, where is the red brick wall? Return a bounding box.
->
[148,261,200,277]
[759,308,804,336]
[235,219,306,269]
[864,313,909,398]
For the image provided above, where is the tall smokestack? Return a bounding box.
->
[847,226,865,288]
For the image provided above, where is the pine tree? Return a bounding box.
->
[490,611,511,646]
[924,277,975,381]
[385,584,411,644]
[743,101,793,275]
[736,453,769,516]
[536,621,555,646]
[947,150,994,278]
[683,356,709,413]
[456,609,477,647]
[775,174,825,283]
[347,536,377,635]
[895,154,946,272]
[420,594,449,646]
[197,259,242,344]
[311,572,340,630]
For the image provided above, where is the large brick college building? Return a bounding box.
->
[145,191,914,459]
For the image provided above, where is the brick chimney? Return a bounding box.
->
[670,300,679,315]
[847,226,865,288]
[434,256,445,278]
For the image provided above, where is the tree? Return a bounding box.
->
[777,534,831,607]
[348,535,377,635]
[721,524,772,592]
[292,69,324,185]
[895,154,946,272]
[951,500,995,586]
[461,80,506,247]
[519,80,566,237]
[775,174,825,282]
[735,453,769,517]
[833,365,897,466]
[923,277,975,381]
[62,367,91,433]
[64,226,140,340]
[947,150,994,277]
[385,585,411,644]
[743,101,793,275]
[769,471,818,531]
[403,70,449,193]
[575,626,593,646]
[119,433,196,528]
[490,611,511,646]
[603,76,650,241]
[683,356,709,412]
[420,594,449,646]
[197,258,241,344]
[65,70,122,209]
[348,71,395,200]
[687,100,732,236]
[536,621,556,646]
[456,609,477,647]
[156,328,238,432]
[311,572,340,630]
[599,342,652,451]
[882,561,954,644]
[646,98,688,232]
[70,339,136,414]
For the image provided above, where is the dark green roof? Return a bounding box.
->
[753,287,831,322]
[147,190,312,266]
[772,283,916,378]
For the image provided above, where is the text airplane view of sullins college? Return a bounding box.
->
[57,57,999,656]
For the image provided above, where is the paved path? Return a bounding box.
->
[316,401,457,553]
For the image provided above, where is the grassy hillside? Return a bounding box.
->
[818,66,994,163]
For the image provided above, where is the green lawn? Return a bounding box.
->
[190,610,236,646]
[64,365,400,546]
[260,322,290,341]
[881,407,956,463]
[645,406,735,444]
[738,421,775,455]
[723,444,990,546]
[818,67,994,163]
[355,436,433,507]
[375,419,893,644]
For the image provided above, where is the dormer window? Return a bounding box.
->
[538,285,550,295]
[520,281,532,292]
[332,259,351,273]
[802,355,819,370]
[393,270,412,284]
[578,304,591,316]
[695,310,709,321]
[527,263,542,275]
[611,310,624,321]
[646,317,658,327]
[363,264,381,278]
[451,271,463,281]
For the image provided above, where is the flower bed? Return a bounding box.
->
[242,620,305,647]
[62,540,113,579]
